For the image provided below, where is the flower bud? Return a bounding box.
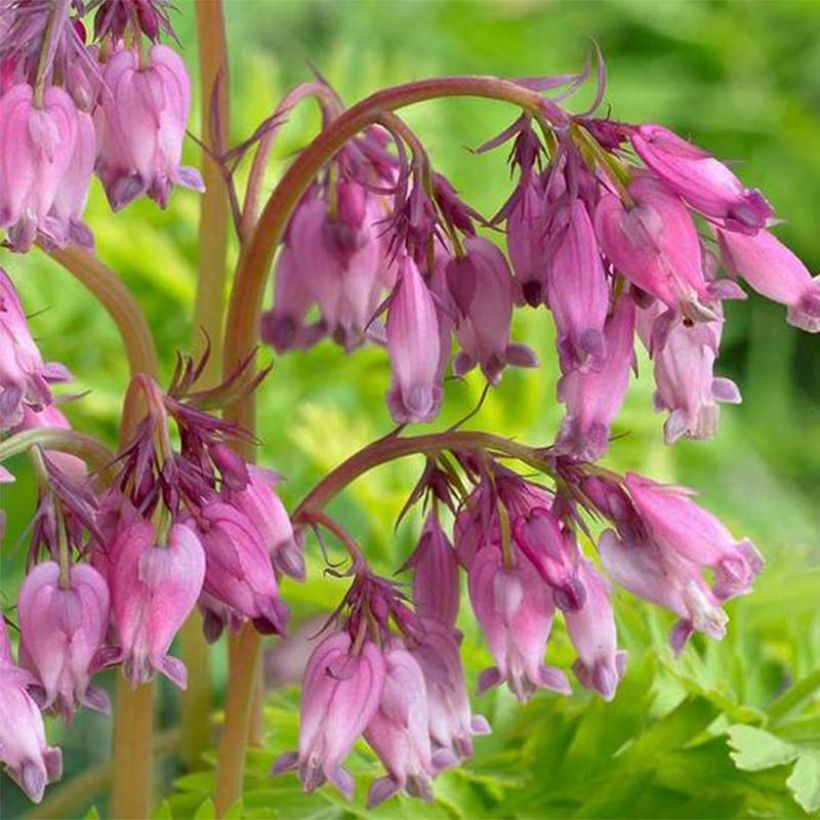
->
[18,561,110,721]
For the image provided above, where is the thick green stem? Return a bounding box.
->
[214,75,543,815]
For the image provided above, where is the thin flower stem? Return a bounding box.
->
[32,0,68,107]
[214,76,544,815]
[305,509,367,568]
[178,0,232,775]
[0,428,115,472]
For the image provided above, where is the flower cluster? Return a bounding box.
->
[0,0,200,252]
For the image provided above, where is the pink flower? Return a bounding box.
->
[17,405,87,482]
[636,302,740,444]
[563,559,626,701]
[547,199,610,372]
[108,519,205,689]
[386,256,443,423]
[0,84,79,251]
[274,632,386,798]
[450,235,537,384]
[196,502,288,635]
[595,177,715,321]
[0,619,62,804]
[410,620,490,764]
[364,639,436,808]
[717,228,820,333]
[403,512,460,628]
[225,466,305,580]
[625,473,763,601]
[506,176,551,306]
[0,269,72,428]
[95,44,204,211]
[598,529,728,653]
[555,293,636,461]
[630,125,772,232]
[18,561,110,721]
[468,545,570,702]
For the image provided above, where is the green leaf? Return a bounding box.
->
[786,753,820,813]
[768,669,820,724]
[152,800,174,820]
[727,725,798,771]
[83,807,101,820]
[192,798,216,820]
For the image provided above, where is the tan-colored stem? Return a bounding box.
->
[48,246,158,377]
[0,428,115,473]
[213,75,543,814]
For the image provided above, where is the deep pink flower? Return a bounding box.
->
[0,620,63,804]
[108,519,205,689]
[595,177,715,321]
[410,619,490,764]
[450,235,537,384]
[563,559,626,701]
[0,269,72,428]
[386,256,443,423]
[625,473,763,601]
[547,199,610,372]
[717,228,820,333]
[196,501,288,635]
[225,466,305,580]
[18,561,110,721]
[403,512,459,628]
[555,293,636,461]
[468,545,570,702]
[0,84,78,251]
[630,125,772,232]
[598,529,728,653]
[95,44,203,210]
[274,631,386,798]
[637,302,740,443]
[506,176,551,306]
[364,639,436,808]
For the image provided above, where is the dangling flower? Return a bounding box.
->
[364,639,437,808]
[0,619,63,804]
[273,631,386,798]
[0,269,72,429]
[107,519,206,689]
[17,404,87,482]
[95,44,204,210]
[630,125,773,233]
[468,545,570,702]
[717,228,820,333]
[385,256,443,423]
[17,561,110,721]
[506,175,551,307]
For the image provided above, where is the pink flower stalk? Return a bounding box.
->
[107,519,206,689]
[468,545,571,702]
[403,511,460,628]
[385,256,443,423]
[364,639,437,808]
[555,293,636,461]
[0,620,63,804]
[717,228,820,333]
[506,176,551,306]
[47,108,95,250]
[625,473,763,601]
[225,465,305,580]
[563,559,626,701]
[18,404,87,482]
[595,177,715,321]
[196,501,288,635]
[450,235,537,384]
[274,631,386,798]
[630,125,772,232]
[547,199,610,372]
[287,187,384,350]
[18,561,110,721]
[0,84,79,251]
[411,619,490,764]
[598,529,728,653]
[95,44,204,210]
[513,506,585,611]
[636,303,740,443]
[0,269,72,428]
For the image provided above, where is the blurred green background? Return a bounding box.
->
[2,0,819,817]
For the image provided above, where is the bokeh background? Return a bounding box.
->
[2,0,819,817]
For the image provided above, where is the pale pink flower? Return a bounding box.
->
[506,176,551,306]
[18,405,86,482]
